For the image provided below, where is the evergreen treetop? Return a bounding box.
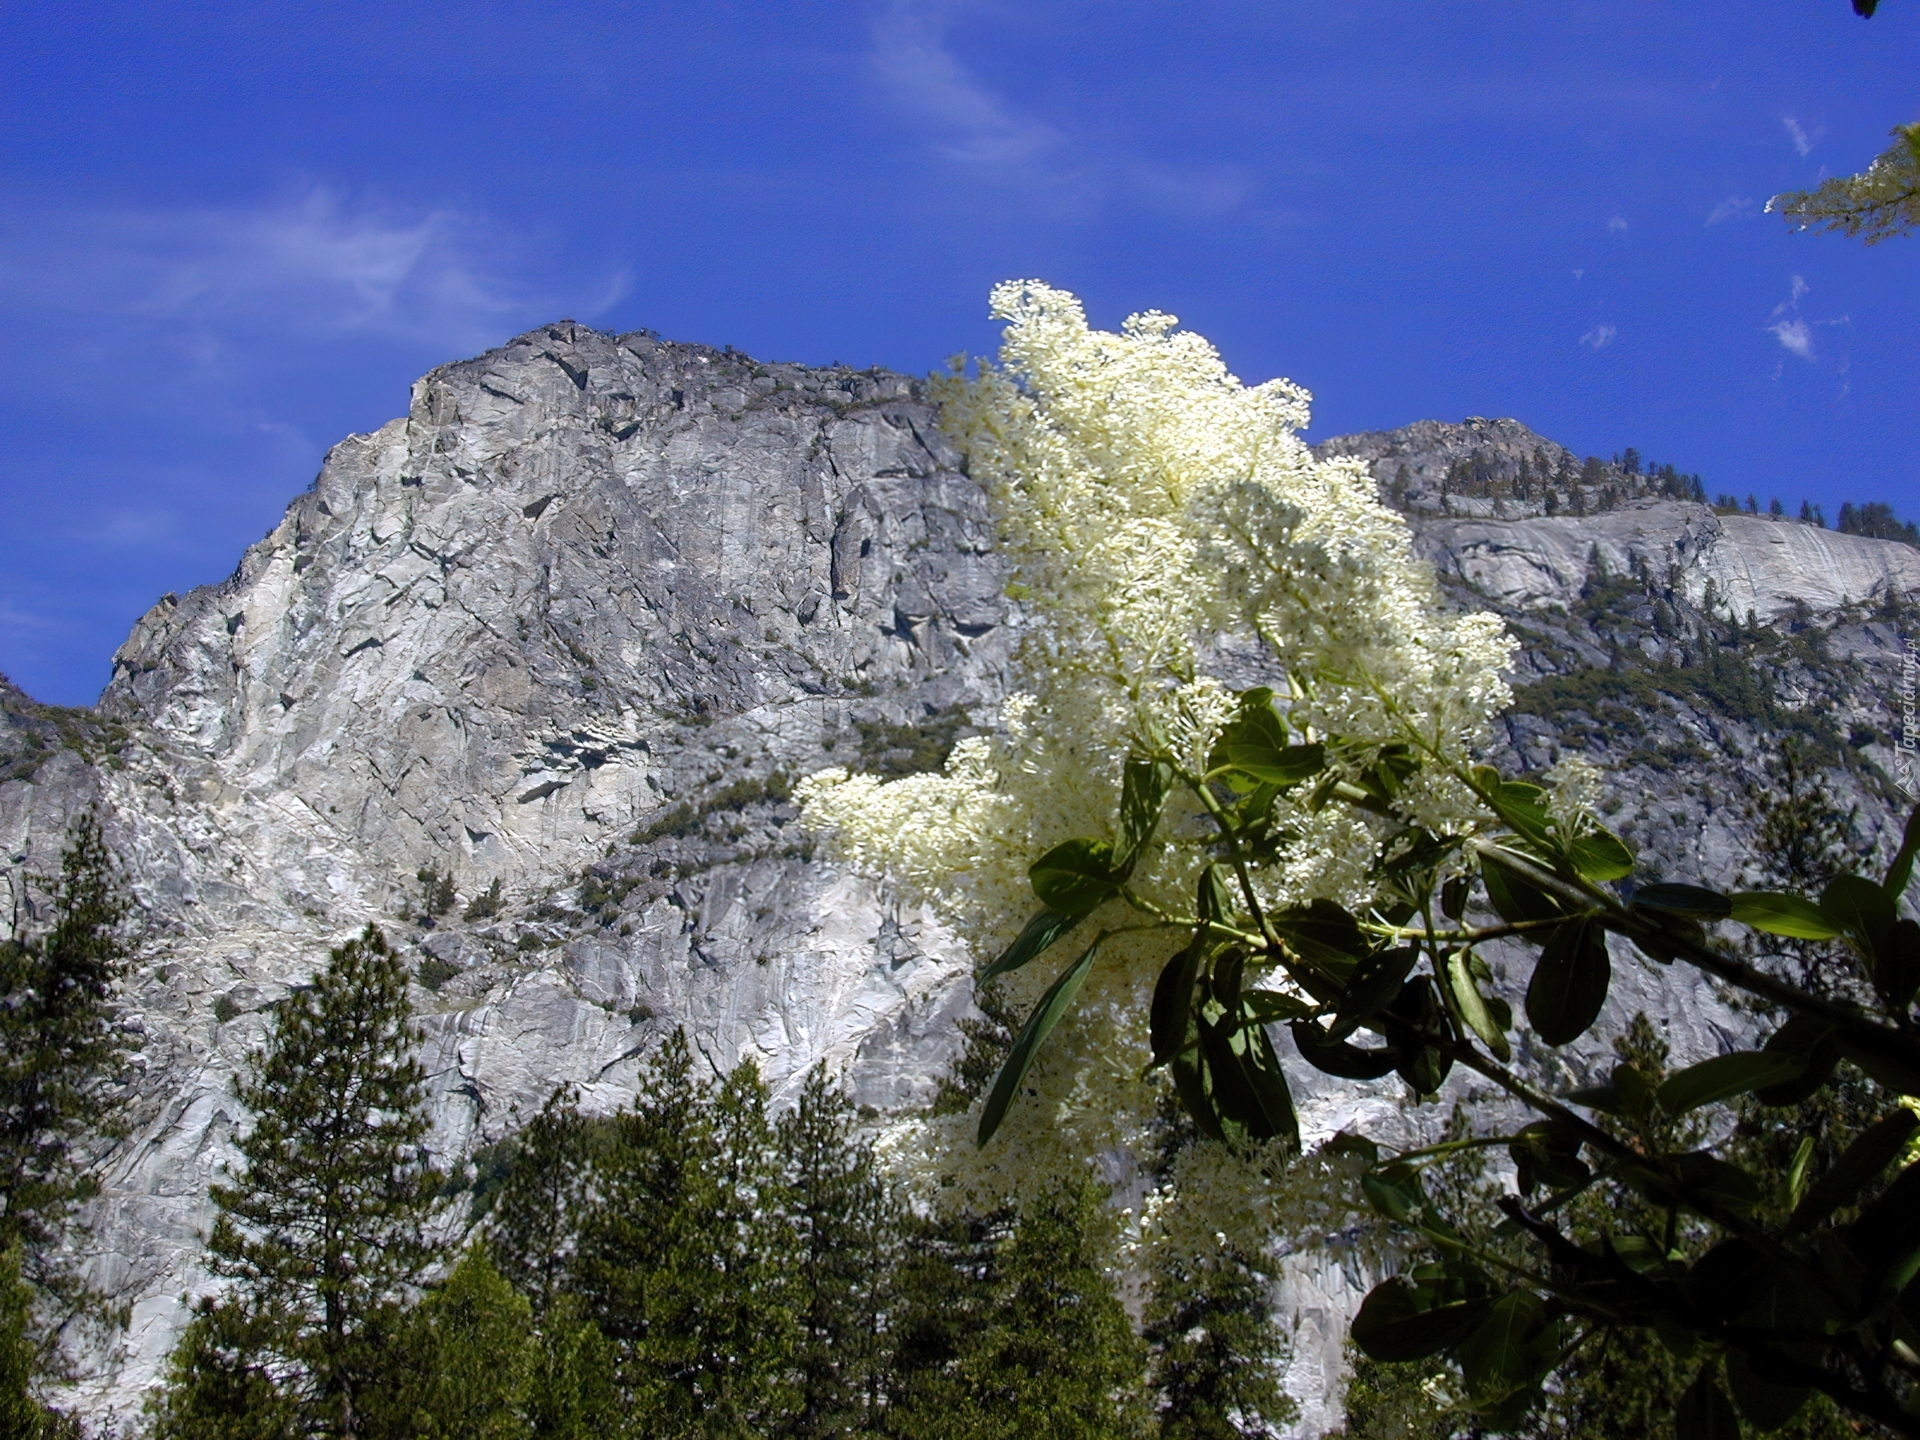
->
[199,924,440,1438]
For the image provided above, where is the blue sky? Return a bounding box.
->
[1,1,1915,706]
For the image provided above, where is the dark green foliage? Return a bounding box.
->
[0,682,135,787]
[777,1066,897,1439]
[631,772,792,845]
[465,879,504,922]
[524,1296,621,1440]
[578,871,636,916]
[0,1244,80,1440]
[851,709,976,779]
[0,810,134,1383]
[416,956,460,992]
[1332,1345,1475,1440]
[150,1299,302,1440]
[1144,1233,1294,1440]
[1839,499,1920,546]
[416,866,457,917]
[1774,122,1920,245]
[885,1182,1148,1440]
[485,1086,597,1316]
[189,925,441,1437]
[1331,1022,1892,1440]
[572,1032,798,1436]
[384,1250,537,1439]
[481,1051,925,1440]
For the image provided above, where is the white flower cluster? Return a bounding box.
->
[799,281,1518,1195]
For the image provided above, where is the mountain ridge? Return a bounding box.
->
[2,321,1914,1432]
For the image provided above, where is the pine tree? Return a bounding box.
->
[150,1298,301,1440]
[1144,1234,1294,1440]
[487,1085,594,1318]
[524,1295,622,1440]
[160,925,441,1438]
[0,809,134,1402]
[884,1206,1009,1440]
[0,812,132,1271]
[887,1183,1148,1440]
[386,1250,537,1439]
[703,1058,800,1435]
[777,1065,898,1439]
[572,1030,799,1438]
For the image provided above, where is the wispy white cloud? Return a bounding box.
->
[869,0,1251,219]
[1706,195,1753,226]
[1769,318,1814,359]
[1782,116,1817,157]
[1607,215,1629,233]
[0,187,618,359]
[1580,324,1617,350]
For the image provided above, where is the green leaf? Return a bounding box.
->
[1146,937,1205,1072]
[1208,695,1324,788]
[1199,1011,1300,1148]
[1883,802,1920,901]
[1788,1108,1920,1235]
[1724,1348,1809,1433]
[977,936,1100,1146]
[1196,861,1234,926]
[1754,1015,1839,1107]
[1243,1021,1302,1151]
[1525,916,1610,1046]
[1267,900,1367,996]
[1676,1366,1741,1440]
[1481,850,1572,925]
[1321,1131,1380,1165]
[1290,1020,1399,1080]
[1117,757,1173,875]
[1670,1152,1764,1214]
[1727,891,1842,941]
[1657,1050,1809,1117]
[978,908,1081,985]
[1880,917,1920,1011]
[1240,989,1314,1025]
[1562,1083,1624,1115]
[1487,781,1556,854]
[1819,873,1896,969]
[1329,945,1419,1041]
[1848,1160,1920,1292]
[1786,1135,1815,1211]
[1349,1278,1491,1363]
[1569,827,1634,883]
[1507,1120,1590,1197]
[1444,948,1511,1062]
[1606,1234,1678,1278]
[1352,744,1420,807]
[1360,1163,1421,1222]
[1456,1291,1552,1404]
[1834,1031,1920,1097]
[1440,874,1471,921]
[1170,1045,1225,1144]
[1387,975,1454,1094]
[1027,838,1118,918]
[1631,883,1732,920]
[1686,1239,1770,1313]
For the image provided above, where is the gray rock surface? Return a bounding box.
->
[1418,501,1920,622]
[2,330,1914,1434]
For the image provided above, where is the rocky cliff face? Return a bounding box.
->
[3,329,1914,1434]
